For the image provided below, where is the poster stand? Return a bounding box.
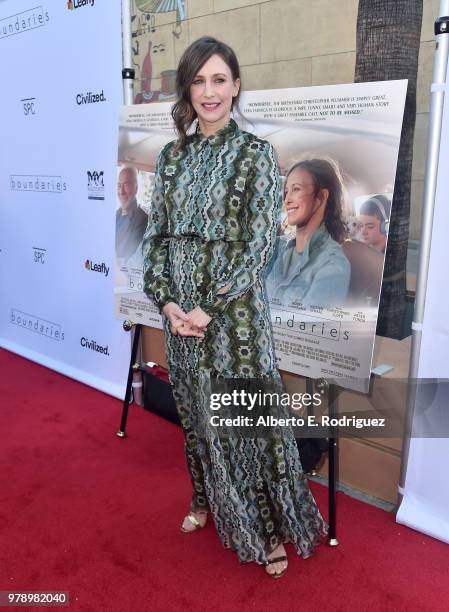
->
[325,381,339,545]
[312,378,339,546]
[117,321,142,438]
[118,0,144,416]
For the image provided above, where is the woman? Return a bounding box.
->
[142,37,327,578]
[266,159,351,308]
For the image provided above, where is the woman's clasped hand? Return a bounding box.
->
[161,282,231,338]
[162,302,211,339]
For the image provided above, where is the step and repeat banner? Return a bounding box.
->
[115,81,406,392]
[396,57,449,544]
[0,1,129,398]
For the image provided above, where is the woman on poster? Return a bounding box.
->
[265,158,351,308]
[142,37,327,578]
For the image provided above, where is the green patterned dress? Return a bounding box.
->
[142,118,328,564]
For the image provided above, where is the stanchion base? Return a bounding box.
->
[328,538,339,547]
[116,430,127,438]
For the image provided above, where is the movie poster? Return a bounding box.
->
[115,81,407,392]
[115,104,175,329]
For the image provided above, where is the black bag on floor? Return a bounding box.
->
[296,437,328,473]
[142,365,180,426]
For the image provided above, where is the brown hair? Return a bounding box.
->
[171,37,242,151]
[286,159,348,244]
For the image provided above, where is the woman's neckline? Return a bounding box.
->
[195,117,238,146]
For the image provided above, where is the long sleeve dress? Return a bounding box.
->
[142,117,328,565]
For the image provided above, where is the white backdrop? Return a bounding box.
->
[396,42,449,542]
[0,1,129,398]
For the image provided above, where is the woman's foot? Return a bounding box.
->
[180,510,208,533]
[265,543,288,578]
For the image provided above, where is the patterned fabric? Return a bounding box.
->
[142,118,328,565]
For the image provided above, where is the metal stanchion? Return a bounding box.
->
[316,378,339,546]
[117,321,142,438]
[327,383,339,546]
[117,0,144,438]
[304,377,318,477]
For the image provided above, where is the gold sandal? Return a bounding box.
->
[180,511,207,533]
[265,555,288,579]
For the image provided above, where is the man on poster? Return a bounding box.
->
[116,166,148,261]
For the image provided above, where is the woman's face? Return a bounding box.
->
[189,53,240,134]
[284,167,325,228]
[360,214,386,251]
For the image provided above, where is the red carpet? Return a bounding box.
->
[1,348,448,612]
